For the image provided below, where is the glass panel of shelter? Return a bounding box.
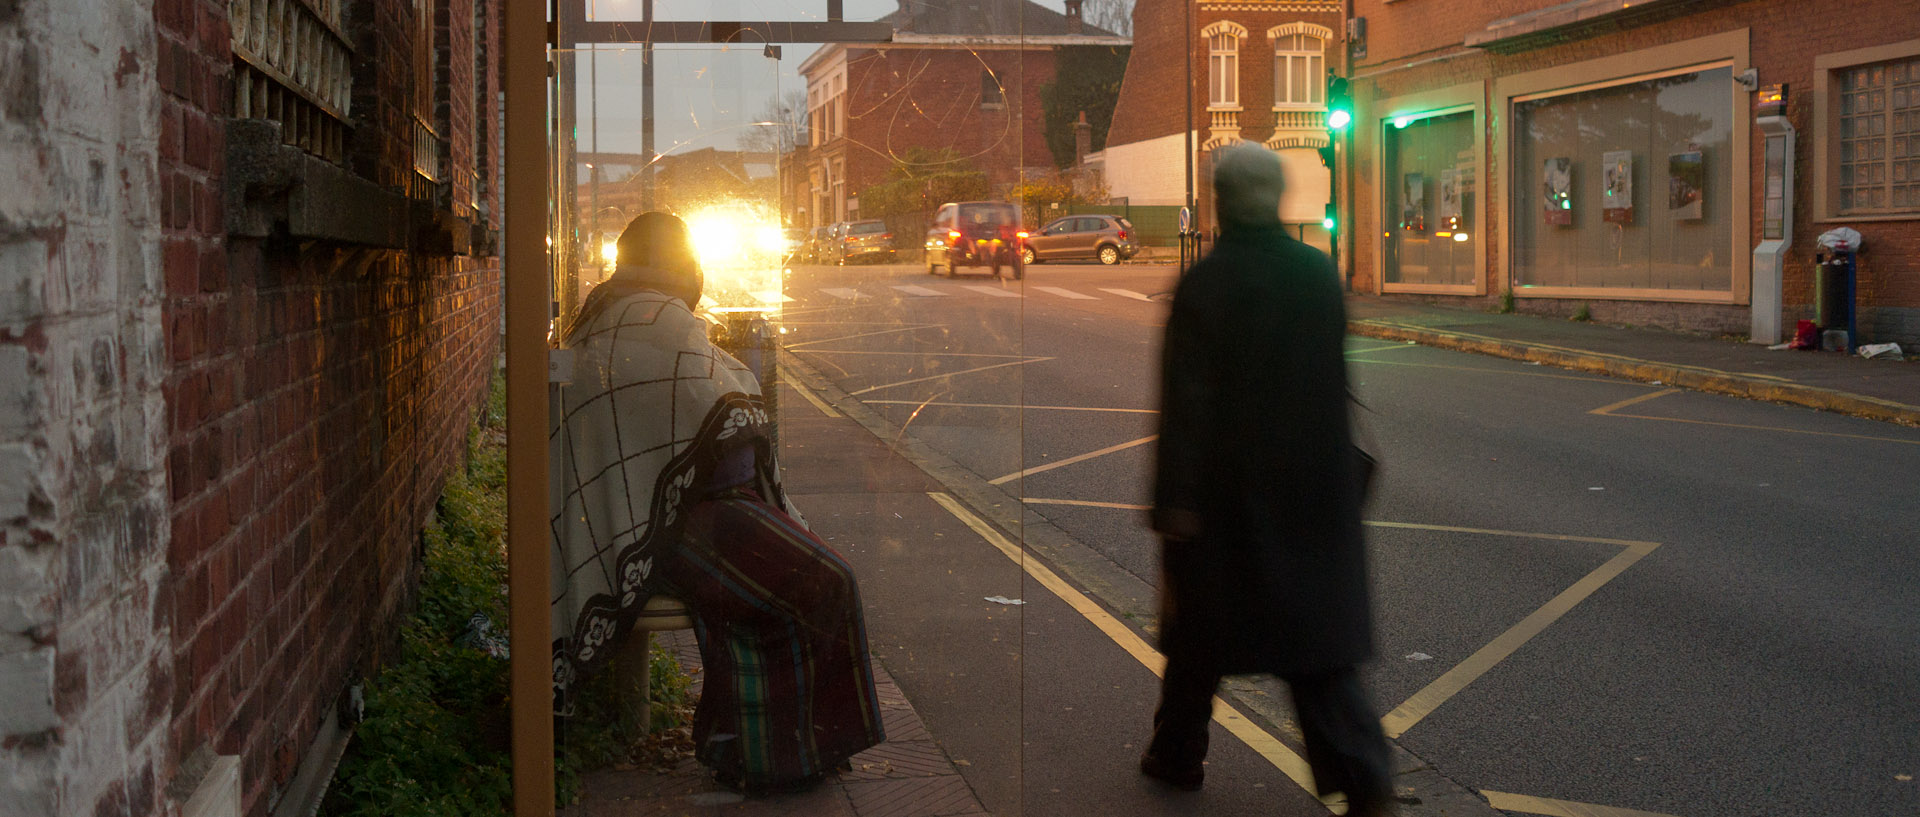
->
[539,3,1032,812]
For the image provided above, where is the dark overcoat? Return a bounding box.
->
[1151,223,1374,677]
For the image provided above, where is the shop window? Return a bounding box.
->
[1838,56,1920,213]
[1511,66,1734,294]
[1272,34,1324,108]
[1383,110,1476,289]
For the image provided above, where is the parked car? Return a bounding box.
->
[834,219,897,264]
[925,201,1025,279]
[1021,214,1138,266]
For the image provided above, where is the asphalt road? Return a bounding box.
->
[771,260,1920,817]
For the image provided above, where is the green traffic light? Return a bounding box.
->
[1328,108,1352,130]
[1323,216,1336,230]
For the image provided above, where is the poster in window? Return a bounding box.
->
[1401,172,1426,233]
[1438,169,1461,229]
[1668,150,1705,220]
[1601,150,1634,224]
[1542,157,1573,225]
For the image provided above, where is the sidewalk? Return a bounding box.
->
[1345,294,1920,427]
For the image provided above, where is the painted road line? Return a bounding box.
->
[848,357,1055,396]
[891,285,949,297]
[1380,537,1659,739]
[961,285,1023,298]
[926,492,1325,798]
[785,324,943,349]
[797,350,1032,359]
[866,400,1155,413]
[1362,520,1660,549]
[1483,790,1681,817]
[1099,288,1155,302]
[1034,286,1097,300]
[988,435,1157,486]
[1345,342,1423,356]
[819,287,866,301]
[1589,388,1682,416]
[1023,498,1150,511]
[780,373,839,418]
[751,290,795,303]
[1348,357,1627,384]
[1593,389,1920,445]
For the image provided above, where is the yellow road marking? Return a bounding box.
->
[868,400,1156,414]
[1346,343,1423,356]
[1381,538,1658,738]
[849,357,1054,396]
[1363,520,1659,549]
[779,373,839,418]
[1592,389,1920,446]
[1024,498,1150,510]
[926,492,1326,798]
[1349,358,1624,384]
[988,435,1156,486]
[1589,388,1682,416]
[1483,790,1682,817]
[794,349,1033,358]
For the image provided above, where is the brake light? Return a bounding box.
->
[1117,229,1128,240]
[881,233,892,240]
[1016,231,1029,239]
[948,230,961,240]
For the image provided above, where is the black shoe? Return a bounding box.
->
[1139,751,1204,791]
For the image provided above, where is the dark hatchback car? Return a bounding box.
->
[1021,214,1138,265]
[925,201,1025,279]
[834,219,897,264]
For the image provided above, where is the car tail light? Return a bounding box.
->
[881,233,892,240]
[948,230,961,241]
[1015,230,1029,239]
[1117,229,1128,241]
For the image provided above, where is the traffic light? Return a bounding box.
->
[1325,76,1352,131]
[1317,144,1336,168]
[1323,202,1337,232]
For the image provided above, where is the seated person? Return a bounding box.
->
[550,212,884,793]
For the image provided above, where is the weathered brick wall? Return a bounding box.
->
[843,46,1058,197]
[1350,0,1920,339]
[1,0,172,814]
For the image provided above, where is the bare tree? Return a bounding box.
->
[740,89,809,154]
[1082,0,1133,37]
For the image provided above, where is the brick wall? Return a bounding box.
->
[156,0,505,813]
[1349,0,1920,340]
[842,46,1059,198]
[0,0,172,814]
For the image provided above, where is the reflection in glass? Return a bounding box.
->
[1383,111,1476,288]
[1511,66,1733,292]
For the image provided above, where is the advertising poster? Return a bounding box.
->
[1542,157,1572,225]
[1602,150,1634,224]
[1668,150,1705,220]
[1402,172,1426,233]
[1438,169,1461,229]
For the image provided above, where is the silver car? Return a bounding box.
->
[1021,214,1139,266]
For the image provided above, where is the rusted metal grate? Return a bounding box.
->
[230,0,353,162]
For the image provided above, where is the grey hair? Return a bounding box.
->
[1212,143,1285,226]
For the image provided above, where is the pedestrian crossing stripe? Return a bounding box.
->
[1034,286,1096,299]
[960,285,1022,298]
[890,285,947,296]
[819,287,865,300]
[1099,288,1154,301]
[751,290,794,303]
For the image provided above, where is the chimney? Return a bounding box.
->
[1073,111,1092,166]
[1064,0,1083,34]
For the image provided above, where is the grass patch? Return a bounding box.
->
[320,373,696,815]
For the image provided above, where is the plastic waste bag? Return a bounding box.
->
[1817,227,1863,252]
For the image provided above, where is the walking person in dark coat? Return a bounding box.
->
[1142,144,1393,815]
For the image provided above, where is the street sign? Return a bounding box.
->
[1178,206,1191,233]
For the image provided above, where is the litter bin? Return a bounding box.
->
[1815,227,1863,352]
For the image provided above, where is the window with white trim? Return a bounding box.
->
[1210,32,1239,107]
[1838,56,1920,213]
[1273,34,1324,108]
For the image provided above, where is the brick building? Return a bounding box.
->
[794,0,1127,228]
[1347,0,1920,345]
[1,0,503,814]
[1104,0,1344,239]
